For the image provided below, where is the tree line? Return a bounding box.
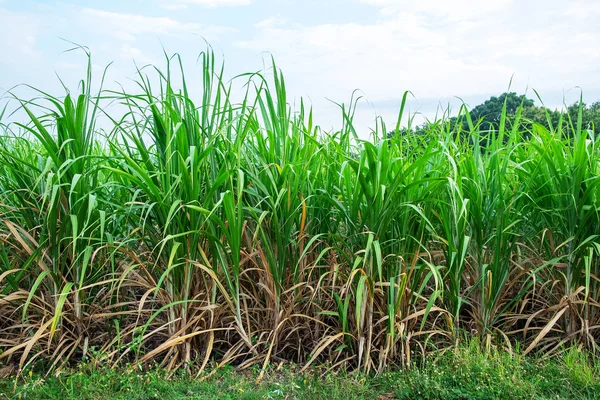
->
[389,92,600,139]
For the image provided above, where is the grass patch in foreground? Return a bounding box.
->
[1,344,599,399]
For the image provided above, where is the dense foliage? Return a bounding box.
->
[1,50,599,376]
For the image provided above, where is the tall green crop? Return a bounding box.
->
[0,47,598,373]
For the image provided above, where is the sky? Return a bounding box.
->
[1,0,600,135]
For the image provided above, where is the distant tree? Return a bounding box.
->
[524,101,600,137]
[386,94,600,143]
[565,101,600,134]
[469,92,535,131]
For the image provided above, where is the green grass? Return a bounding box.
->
[2,344,599,399]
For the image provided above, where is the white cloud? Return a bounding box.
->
[234,0,600,131]
[118,44,158,65]
[255,16,289,29]
[2,0,599,134]
[238,14,509,101]
[159,3,189,10]
[238,1,600,108]
[81,8,235,41]
[359,0,513,21]
[0,8,42,65]
[160,0,252,9]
